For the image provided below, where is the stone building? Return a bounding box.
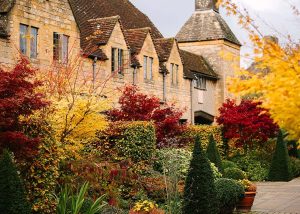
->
[176,0,241,123]
[0,0,240,124]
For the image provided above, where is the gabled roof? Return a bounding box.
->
[124,27,151,55]
[82,16,120,46]
[179,49,218,80]
[154,38,176,62]
[81,16,123,60]
[0,0,15,38]
[176,10,240,46]
[0,0,14,13]
[68,0,163,39]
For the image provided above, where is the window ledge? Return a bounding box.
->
[144,79,154,84]
[171,83,179,88]
[194,87,207,91]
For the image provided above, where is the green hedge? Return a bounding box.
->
[184,125,224,156]
[97,121,156,162]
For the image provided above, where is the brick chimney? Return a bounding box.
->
[195,0,219,12]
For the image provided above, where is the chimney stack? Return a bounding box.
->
[195,0,219,12]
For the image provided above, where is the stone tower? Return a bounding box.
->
[176,0,241,116]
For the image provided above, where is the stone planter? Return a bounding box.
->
[236,191,256,212]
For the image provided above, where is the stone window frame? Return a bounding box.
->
[19,23,39,59]
[143,55,154,82]
[53,32,69,64]
[111,47,124,75]
[170,63,179,86]
[194,75,207,91]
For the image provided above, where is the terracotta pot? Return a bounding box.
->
[236,192,256,212]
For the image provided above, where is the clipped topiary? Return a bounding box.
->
[183,137,218,214]
[207,134,223,173]
[0,150,31,214]
[268,130,292,181]
[224,168,247,180]
[215,178,245,214]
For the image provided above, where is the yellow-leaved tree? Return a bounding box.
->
[217,0,300,141]
[41,53,115,159]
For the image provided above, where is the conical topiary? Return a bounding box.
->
[268,130,292,181]
[207,134,223,173]
[183,137,218,214]
[0,150,31,214]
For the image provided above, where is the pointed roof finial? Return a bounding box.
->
[195,0,219,12]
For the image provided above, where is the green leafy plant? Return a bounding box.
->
[289,157,300,178]
[55,182,107,214]
[207,134,223,173]
[97,121,156,162]
[222,160,238,170]
[223,168,247,180]
[231,153,270,181]
[215,178,244,214]
[184,125,224,155]
[0,150,31,214]
[268,131,292,181]
[154,148,222,181]
[182,137,218,214]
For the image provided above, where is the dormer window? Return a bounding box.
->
[170,63,179,85]
[195,76,206,90]
[112,48,124,75]
[143,56,153,80]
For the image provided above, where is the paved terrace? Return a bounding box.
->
[250,177,300,214]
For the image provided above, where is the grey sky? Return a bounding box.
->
[130,0,300,67]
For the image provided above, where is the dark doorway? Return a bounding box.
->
[194,111,214,125]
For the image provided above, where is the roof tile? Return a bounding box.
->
[179,49,218,79]
[176,10,240,46]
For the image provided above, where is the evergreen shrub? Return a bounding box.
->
[268,131,292,181]
[207,134,223,173]
[290,157,300,178]
[97,121,156,162]
[215,178,244,214]
[224,168,247,180]
[182,137,218,214]
[184,125,224,155]
[222,160,238,170]
[0,150,31,214]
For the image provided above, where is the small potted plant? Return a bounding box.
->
[129,200,165,214]
[236,179,257,212]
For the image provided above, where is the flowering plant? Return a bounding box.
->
[238,179,257,192]
[129,200,164,214]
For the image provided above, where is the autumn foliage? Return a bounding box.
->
[107,85,186,147]
[0,58,48,159]
[216,99,279,148]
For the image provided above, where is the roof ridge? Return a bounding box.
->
[87,15,120,22]
[125,27,152,32]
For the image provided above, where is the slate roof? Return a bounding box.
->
[154,38,176,62]
[0,0,15,38]
[68,0,163,39]
[176,10,241,46]
[124,27,151,55]
[179,49,218,80]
